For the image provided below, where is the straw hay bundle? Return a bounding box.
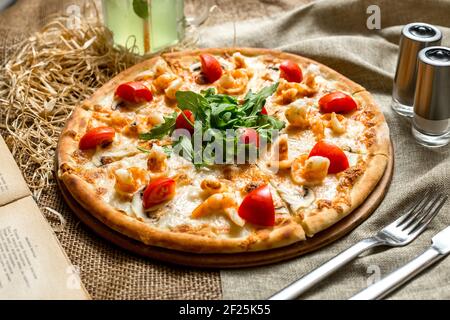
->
[0,7,195,200]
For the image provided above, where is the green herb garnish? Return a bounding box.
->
[139,83,284,166]
[136,146,151,153]
[139,112,177,140]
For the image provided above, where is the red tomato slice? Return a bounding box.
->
[115,81,153,104]
[238,128,260,147]
[308,141,349,174]
[175,110,195,134]
[279,60,303,83]
[143,178,176,209]
[238,185,275,226]
[199,54,223,83]
[261,106,268,115]
[79,127,115,150]
[318,91,357,114]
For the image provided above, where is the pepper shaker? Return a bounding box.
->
[412,46,450,147]
[392,23,442,117]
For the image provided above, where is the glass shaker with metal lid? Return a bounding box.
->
[412,46,450,147]
[392,23,442,117]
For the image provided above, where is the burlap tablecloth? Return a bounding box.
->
[200,0,450,299]
[1,0,450,300]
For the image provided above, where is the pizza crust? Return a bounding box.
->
[57,47,390,253]
[352,90,391,157]
[57,107,90,167]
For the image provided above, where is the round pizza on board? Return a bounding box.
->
[57,48,390,253]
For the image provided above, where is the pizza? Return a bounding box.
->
[57,48,390,253]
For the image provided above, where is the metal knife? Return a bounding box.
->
[350,225,450,300]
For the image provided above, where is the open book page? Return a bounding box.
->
[0,135,90,299]
[0,137,30,207]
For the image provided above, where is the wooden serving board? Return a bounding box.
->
[56,144,393,268]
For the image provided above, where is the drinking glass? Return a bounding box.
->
[102,0,210,54]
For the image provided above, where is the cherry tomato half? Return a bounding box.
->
[175,110,195,134]
[308,141,349,174]
[318,91,357,114]
[79,127,115,150]
[238,184,275,226]
[199,54,223,83]
[143,177,176,209]
[261,106,268,115]
[238,128,260,147]
[279,60,303,83]
[115,81,153,104]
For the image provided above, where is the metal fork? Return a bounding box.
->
[269,190,447,300]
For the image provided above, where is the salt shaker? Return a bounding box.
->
[392,23,442,117]
[412,46,450,147]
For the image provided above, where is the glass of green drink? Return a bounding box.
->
[102,0,210,55]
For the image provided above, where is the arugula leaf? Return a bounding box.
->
[175,91,210,124]
[176,90,208,112]
[162,145,172,157]
[200,88,216,98]
[200,88,242,130]
[211,103,240,129]
[257,114,286,131]
[137,145,172,157]
[139,112,177,140]
[132,0,149,19]
[257,115,286,143]
[137,146,151,153]
[203,89,238,106]
[241,82,279,116]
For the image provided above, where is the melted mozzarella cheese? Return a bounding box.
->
[345,152,360,167]
[155,184,229,228]
[87,135,139,168]
[97,92,115,109]
[275,182,315,214]
[93,170,116,203]
[109,193,133,214]
[131,191,148,220]
[305,63,320,75]
[324,118,367,153]
[268,183,290,215]
[245,56,272,92]
[287,131,317,158]
[271,172,339,215]
[165,152,195,175]
[311,175,339,200]
[216,56,234,71]
[116,152,148,169]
